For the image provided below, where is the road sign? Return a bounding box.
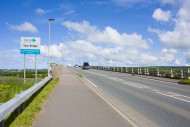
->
[20,37,41,54]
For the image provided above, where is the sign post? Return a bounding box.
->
[20,37,41,83]
[24,54,26,83]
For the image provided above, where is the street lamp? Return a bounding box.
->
[48,18,55,76]
[57,43,60,64]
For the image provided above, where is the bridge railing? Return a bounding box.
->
[91,66,190,79]
[0,75,52,127]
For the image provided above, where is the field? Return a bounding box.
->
[0,69,48,103]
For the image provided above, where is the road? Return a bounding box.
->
[73,68,190,127]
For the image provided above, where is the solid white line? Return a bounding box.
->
[85,79,138,127]
[156,92,190,103]
[84,78,98,87]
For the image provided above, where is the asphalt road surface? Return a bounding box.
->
[73,67,190,127]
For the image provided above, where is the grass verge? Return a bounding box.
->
[5,77,59,127]
[179,79,190,85]
[77,73,83,78]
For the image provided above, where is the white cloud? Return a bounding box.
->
[6,22,38,33]
[150,1,190,49]
[161,48,178,54]
[64,10,75,15]
[35,8,47,14]
[174,59,180,65]
[62,20,149,49]
[159,0,177,5]
[112,0,151,7]
[152,8,171,22]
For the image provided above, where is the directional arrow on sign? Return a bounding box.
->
[32,38,36,42]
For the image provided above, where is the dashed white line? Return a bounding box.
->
[75,69,190,103]
[156,92,190,103]
[168,92,190,99]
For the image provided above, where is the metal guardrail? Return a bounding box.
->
[0,75,52,126]
[91,66,190,79]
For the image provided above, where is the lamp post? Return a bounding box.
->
[48,18,55,76]
[57,43,60,64]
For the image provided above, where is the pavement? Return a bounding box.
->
[33,67,131,127]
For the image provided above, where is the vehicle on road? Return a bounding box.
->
[74,64,79,68]
[82,62,90,69]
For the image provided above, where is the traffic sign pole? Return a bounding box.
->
[35,55,37,83]
[24,54,26,84]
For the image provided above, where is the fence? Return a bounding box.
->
[0,75,52,127]
[91,66,190,79]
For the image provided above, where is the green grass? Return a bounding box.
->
[6,77,59,127]
[179,79,190,85]
[77,73,83,78]
[0,78,35,103]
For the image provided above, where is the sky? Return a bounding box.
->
[0,0,190,69]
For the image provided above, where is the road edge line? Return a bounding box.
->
[84,77,138,127]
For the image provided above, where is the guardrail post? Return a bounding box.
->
[181,69,184,79]
[144,68,147,75]
[0,120,4,127]
[157,69,160,76]
[147,68,149,75]
[171,69,174,78]
[17,102,25,115]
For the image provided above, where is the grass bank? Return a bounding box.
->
[179,79,190,85]
[5,77,59,127]
[0,78,35,103]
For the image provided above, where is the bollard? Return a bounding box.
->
[132,68,134,74]
[188,68,190,79]
[138,68,139,74]
[126,67,128,73]
[121,67,123,73]
[140,68,142,74]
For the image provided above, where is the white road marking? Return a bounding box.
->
[84,78,138,127]
[124,82,143,89]
[168,92,190,99]
[156,92,190,103]
[77,69,190,103]
[84,78,98,87]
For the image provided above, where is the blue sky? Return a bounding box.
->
[0,0,190,69]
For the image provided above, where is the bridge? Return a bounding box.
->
[1,66,190,127]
